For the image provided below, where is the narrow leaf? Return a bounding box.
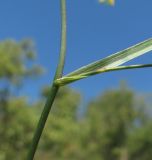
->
[67,38,152,77]
[55,64,152,86]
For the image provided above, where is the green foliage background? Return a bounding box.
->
[0,39,152,160]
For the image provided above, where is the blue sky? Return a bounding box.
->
[0,0,152,101]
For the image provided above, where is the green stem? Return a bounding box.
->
[27,85,59,160]
[54,0,67,79]
[27,0,67,159]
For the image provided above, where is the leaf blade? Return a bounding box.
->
[55,64,152,86]
[67,38,152,77]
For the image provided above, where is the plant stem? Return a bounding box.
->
[27,0,67,159]
[27,85,59,160]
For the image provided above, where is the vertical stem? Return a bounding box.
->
[55,0,67,79]
[27,0,67,159]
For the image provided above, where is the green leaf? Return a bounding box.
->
[55,64,152,86]
[67,38,152,77]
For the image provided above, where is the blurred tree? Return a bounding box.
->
[83,84,149,160]
[0,39,43,160]
[0,39,43,85]
[0,96,37,160]
[35,86,82,160]
[127,123,152,160]
[37,84,152,160]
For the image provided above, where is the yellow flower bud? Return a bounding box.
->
[99,0,115,6]
[108,0,115,6]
